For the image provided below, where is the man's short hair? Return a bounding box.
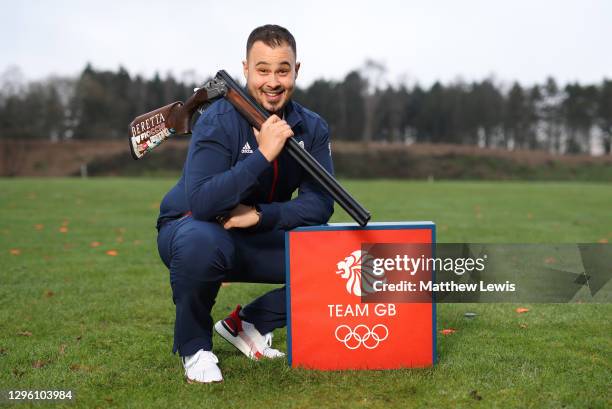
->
[246,24,296,58]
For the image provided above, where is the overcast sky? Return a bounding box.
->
[4,0,612,88]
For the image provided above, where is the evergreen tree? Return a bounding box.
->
[541,77,564,153]
[504,83,528,149]
[597,79,612,154]
[338,71,366,141]
[299,79,342,138]
[563,83,597,154]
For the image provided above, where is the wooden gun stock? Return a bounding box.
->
[128,85,223,159]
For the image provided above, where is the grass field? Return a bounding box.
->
[1,178,611,408]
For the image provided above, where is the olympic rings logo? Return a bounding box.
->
[334,324,389,350]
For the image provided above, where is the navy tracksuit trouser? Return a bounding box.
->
[157,215,286,356]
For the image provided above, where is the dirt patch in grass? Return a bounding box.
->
[2,139,611,180]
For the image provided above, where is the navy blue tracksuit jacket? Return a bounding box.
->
[157,98,334,231]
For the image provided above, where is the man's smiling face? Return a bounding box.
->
[243,40,300,115]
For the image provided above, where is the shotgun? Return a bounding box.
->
[128,70,371,226]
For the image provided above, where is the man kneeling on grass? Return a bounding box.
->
[155,24,334,383]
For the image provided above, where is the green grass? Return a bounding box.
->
[1,178,611,408]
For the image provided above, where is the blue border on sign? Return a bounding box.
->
[292,221,435,232]
[432,225,437,365]
[285,232,292,366]
[285,221,437,368]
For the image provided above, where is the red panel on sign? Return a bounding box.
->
[287,224,435,370]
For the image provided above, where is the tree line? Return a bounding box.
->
[1,63,611,154]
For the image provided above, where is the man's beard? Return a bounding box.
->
[247,85,288,116]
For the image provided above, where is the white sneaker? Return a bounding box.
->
[214,305,285,360]
[262,332,285,359]
[182,350,223,383]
